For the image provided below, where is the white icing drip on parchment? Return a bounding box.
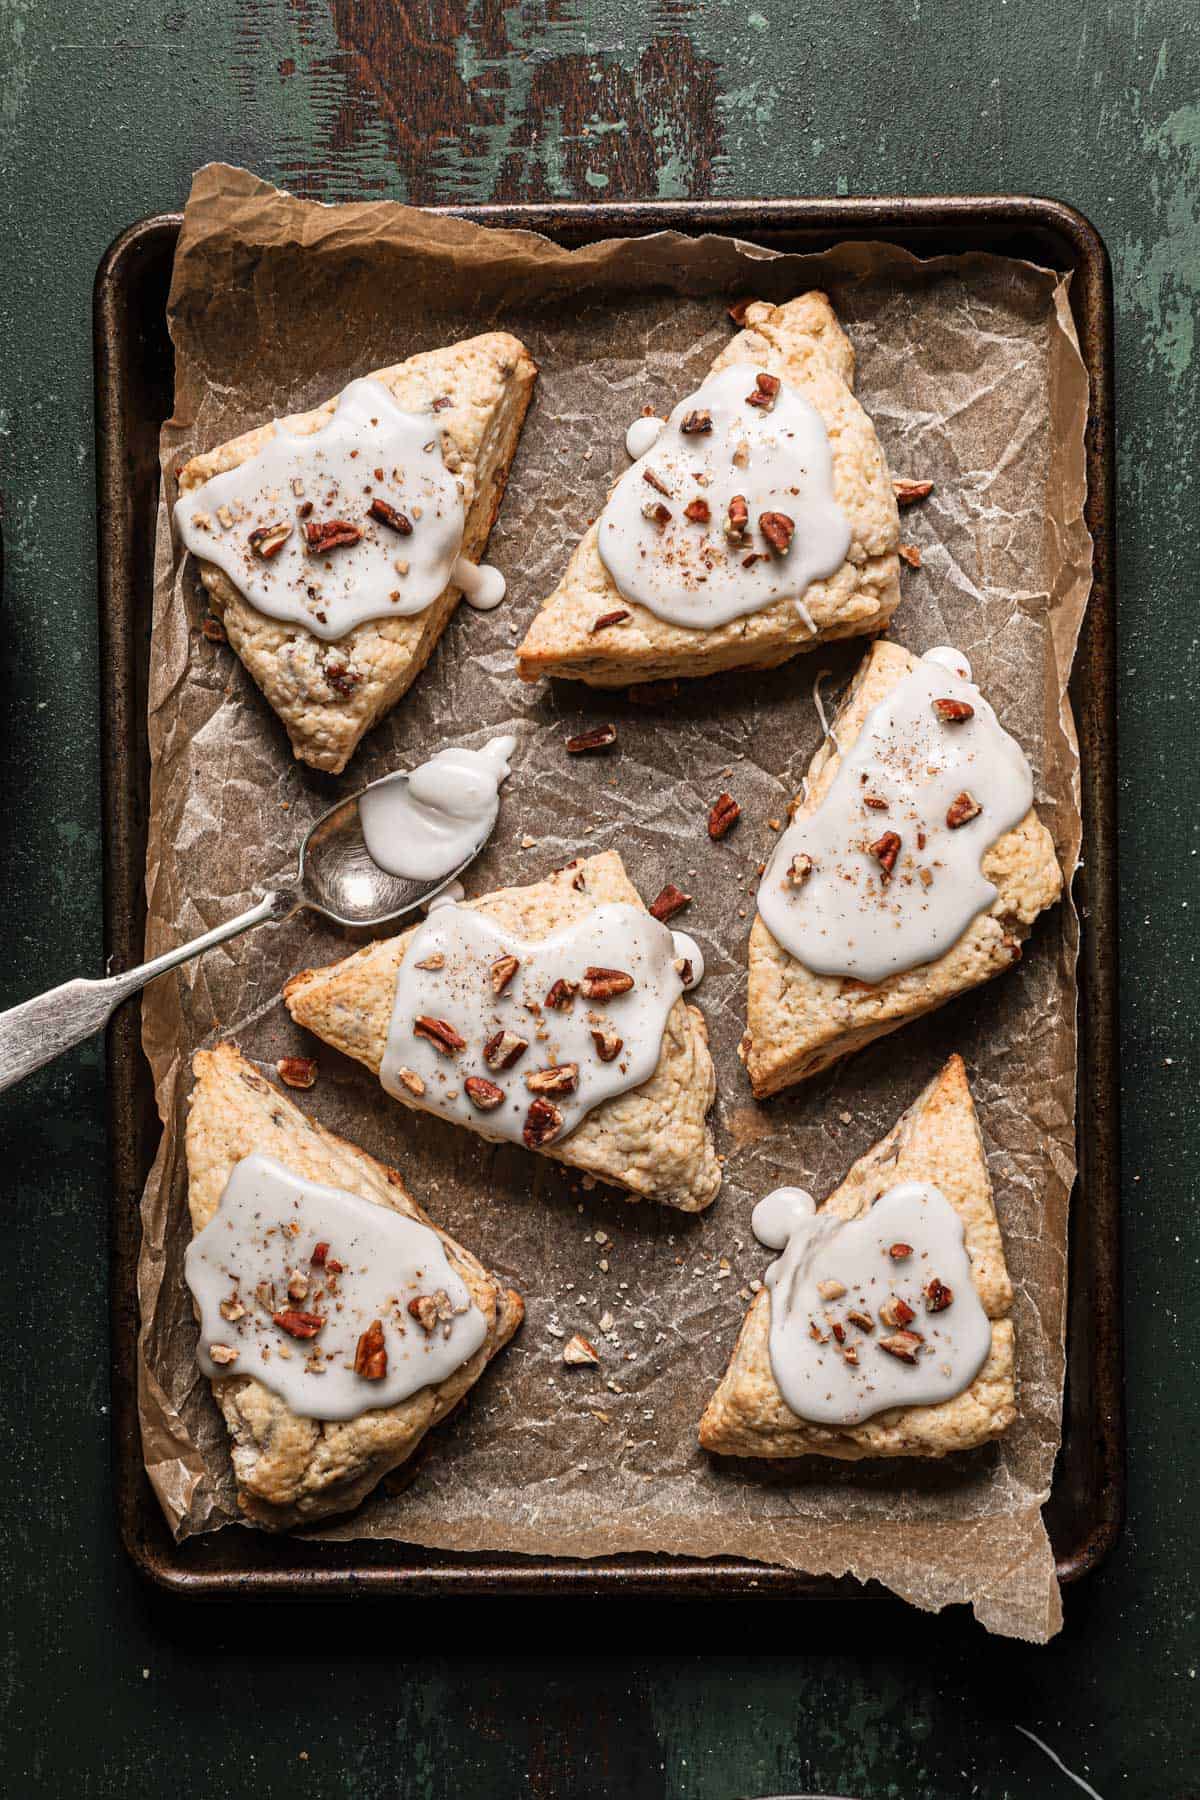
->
[625,414,665,458]
[174,378,504,641]
[600,365,850,631]
[185,1153,486,1421]
[359,735,515,885]
[381,902,692,1147]
[752,1181,992,1426]
[757,650,1034,983]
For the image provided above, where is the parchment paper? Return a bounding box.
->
[137,163,1092,1641]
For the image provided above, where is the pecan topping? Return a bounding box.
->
[324,661,361,697]
[649,882,691,923]
[396,1066,426,1096]
[829,1319,846,1344]
[879,1296,916,1330]
[201,615,226,642]
[544,978,578,1011]
[582,967,635,1000]
[219,1296,245,1322]
[641,500,671,530]
[366,497,413,535]
[523,1097,564,1148]
[353,1320,388,1380]
[287,1267,310,1302]
[863,794,889,811]
[924,1277,954,1313]
[413,1016,466,1055]
[591,1027,623,1063]
[311,1242,330,1267]
[846,1309,874,1332]
[708,792,741,839]
[841,1342,860,1366]
[484,1028,528,1071]
[878,1330,924,1363]
[745,371,780,410]
[724,494,749,542]
[248,520,292,560]
[490,953,520,994]
[565,724,618,754]
[683,497,711,524]
[304,518,362,555]
[898,542,922,569]
[788,852,815,886]
[932,696,974,723]
[893,478,934,506]
[464,1075,505,1111]
[888,1243,913,1260]
[526,1063,579,1096]
[674,955,694,985]
[209,1344,239,1366]
[816,1279,846,1301]
[562,1333,601,1366]
[869,831,901,881]
[414,952,445,971]
[759,510,795,554]
[272,1309,326,1340]
[946,791,982,829]
[276,1056,317,1090]
[642,467,671,497]
[590,608,631,633]
[408,1290,455,1334]
[680,409,713,434]
[808,1320,827,1343]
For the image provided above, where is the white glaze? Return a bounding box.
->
[453,557,507,611]
[185,1153,486,1421]
[174,378,503,641]
[359,736,515,885]
[380,901,686,1147]
[924,645,973,680]
[625,414,665,458]
[757,650,1034,982]
[428,880,465,911]
[752,1181,992,1425]
[601,366,850,630]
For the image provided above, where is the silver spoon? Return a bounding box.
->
[0,774,489,1095]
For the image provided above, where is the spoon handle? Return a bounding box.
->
[0,890,294,1095]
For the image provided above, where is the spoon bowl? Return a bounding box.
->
[296,775,486,927]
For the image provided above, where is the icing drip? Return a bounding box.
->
[184,1153,486,1421]
[757,650,1034,982]
[625,415,665,458]
[380,901,686,1148]
[360,735,515,885]
[174,378,504,641]
[453,557,506,611]
[752,1181,992,1426]
[602,365,850,630]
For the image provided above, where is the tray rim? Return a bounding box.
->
[95,192,1122,1603]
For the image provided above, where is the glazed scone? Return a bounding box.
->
[283,850,722,1212]
[185,1042,523,1529]
[176,333,537,772]
[516,294,900,687]
[700,1055,1015,1460]
[741,640,1063,1098]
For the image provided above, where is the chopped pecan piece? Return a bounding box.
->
[898,543,921,569]
[888,1242,913,1261]
[869,831,901,882]
[582,967,635,1000]
[208,1344,239,1366]
[408,1290,455,1334]
[525,1063,579,1096]
[354,1320,388,1380]
[562,1334,601,1366]
[932,696,974,724]
[674,956,694,985]
[565,724,618,754]
[304,518,362,555]
[924,1277,953,1313]
[893,478,934,506]
[523,1097,564,1148]
[641,500,671,530]
[201,615,226,642]
[724,494,749,542]
[491,953,520,993]
[863,794,889,811]
[544,978,578,1012]
[745,371,780,410]
[759,510,795,554]
[591,1027,623,1063]
[680,409,713,434]
[708,793,741,839]
[414,952,445,971]
[846,1309,874,1332]
[219,1296,245,1322]
[413,1016,466,1055]
[816,1279,846,1301]
[464,1075,505,1111]
[311,1242,330,1267]
[590,608,630,633]
[324,661,362,697]
[367,497,413,535]
[808,1320,827,1343]
[879,1295,916,1329]
[272,1309,326,1340]
[642,467,672,497]
[946,791,982,829]
[248,520,292,559]
[396,1066,426,1096]
[788,852,815,886]
[649,882,691,923]
[878,1329,924,1363]
[484,1029,528,1071]
[829,1319,846,1344]
[841,1342,860,1366]
[683,497,711,524]
[287,1267,310,1302]
[276,1056,317,1090]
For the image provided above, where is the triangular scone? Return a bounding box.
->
[185,1042,523,1530]
[177,333,537,773]
[516,294,900,687]
[741,640,1063,1098]
[283,851,721,1212]
[700,1056,1015,1460]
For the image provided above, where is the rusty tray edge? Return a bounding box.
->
[95,195,1122,1603]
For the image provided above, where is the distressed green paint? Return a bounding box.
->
[0,0,1198,1796]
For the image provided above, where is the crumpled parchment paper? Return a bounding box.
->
[137,163,1092,1642]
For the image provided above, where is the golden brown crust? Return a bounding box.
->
[699,1055,1016,1459]
[282,851,721,1212]
[741,640,1064,1097]
[178,333,537,773]
[185,1042,523,1529]
[515,294,900,687]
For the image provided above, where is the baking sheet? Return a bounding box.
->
[136,164,1092,1641]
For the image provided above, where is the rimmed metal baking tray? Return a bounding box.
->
[95,196,1121,1600]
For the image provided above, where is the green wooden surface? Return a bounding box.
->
[1,2,1197,1795]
